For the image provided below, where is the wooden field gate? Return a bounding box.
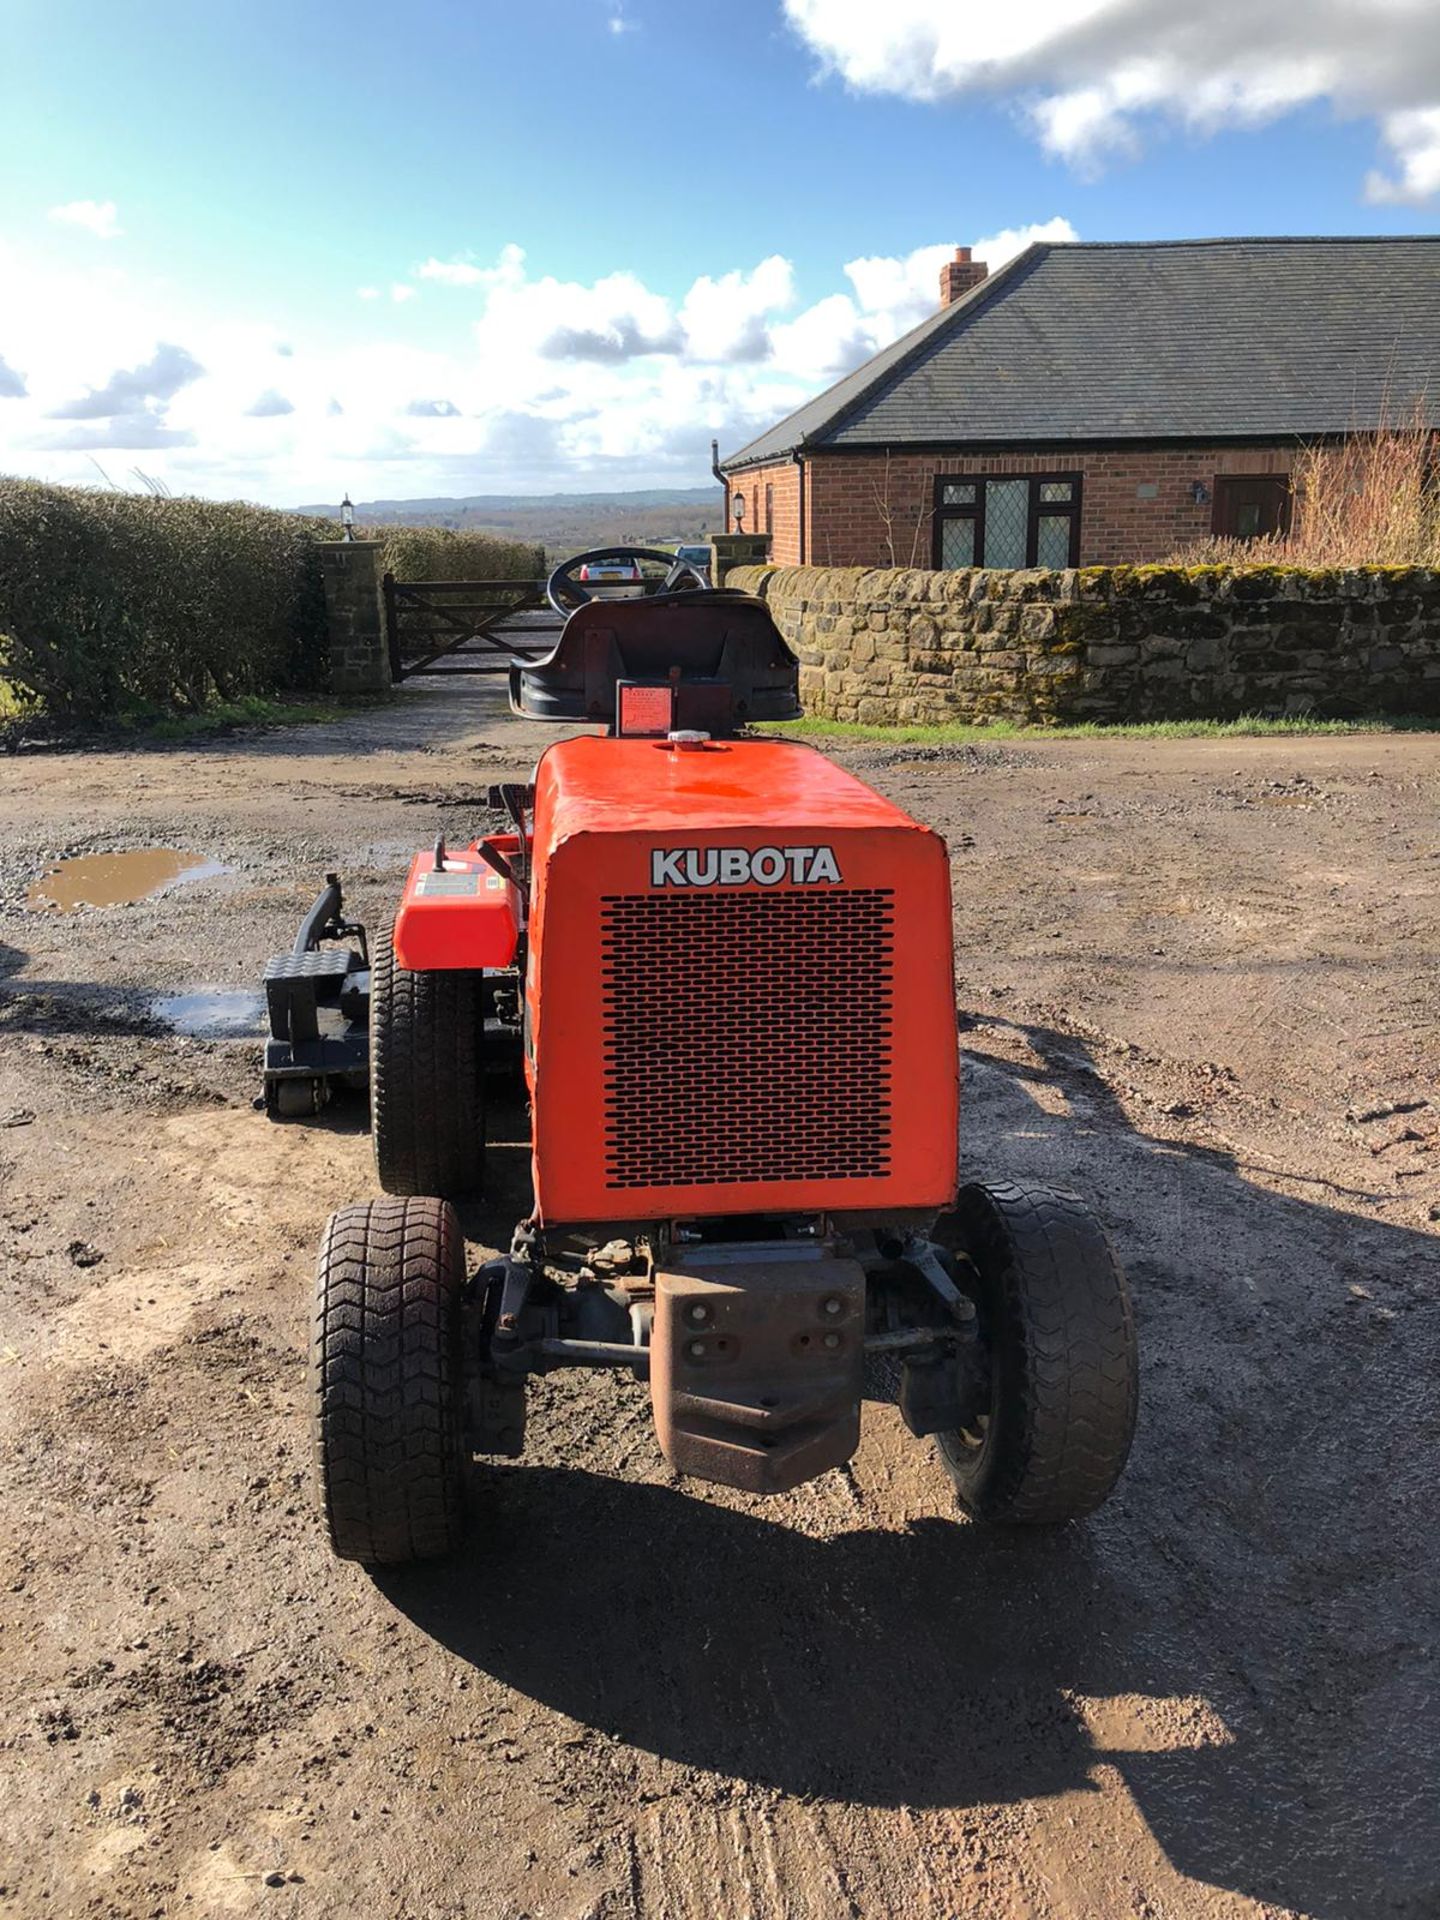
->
[383,575,557,680]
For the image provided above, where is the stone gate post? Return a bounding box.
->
[319,541,391,693]
[708,533,771,588]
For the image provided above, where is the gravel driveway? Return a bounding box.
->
[1,681,1436,1919]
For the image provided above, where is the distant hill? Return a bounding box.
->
[296,486,724,558]
[298,488,720,515]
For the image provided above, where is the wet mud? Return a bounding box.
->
[26,847,228,912]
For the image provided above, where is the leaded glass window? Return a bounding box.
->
[981,480,1029,568]
[932,473,1081,570]
[1035,513,1073,568]
[939,516,976,567]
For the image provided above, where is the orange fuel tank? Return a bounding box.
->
[526,735,958,1227]
[392,836,522,971]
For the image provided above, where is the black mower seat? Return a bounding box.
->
[510,589,802,734]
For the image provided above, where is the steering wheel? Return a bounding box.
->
[545,545,709,616]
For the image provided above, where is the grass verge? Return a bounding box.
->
[128,694,360,741]
[762,712,1435,745]
[0,690,392,750]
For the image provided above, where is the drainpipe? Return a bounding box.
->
[710,438,729,532]
[792,449,806,565]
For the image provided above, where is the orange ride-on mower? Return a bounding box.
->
[303,550,1139,1566]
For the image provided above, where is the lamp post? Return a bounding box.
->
[341,493,355,542]
[733,492,746,533]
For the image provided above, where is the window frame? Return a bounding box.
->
[931,470,1084,570]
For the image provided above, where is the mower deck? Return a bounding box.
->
[261,876,370,1117]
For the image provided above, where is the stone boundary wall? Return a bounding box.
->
[728,563,1440,724]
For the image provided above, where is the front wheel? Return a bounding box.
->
[310,1196,469,1566]
[935,1181,1138,1524]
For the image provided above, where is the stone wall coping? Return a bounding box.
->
[732,562,1440,606]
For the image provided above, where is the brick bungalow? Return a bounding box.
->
[718,236,1440,570]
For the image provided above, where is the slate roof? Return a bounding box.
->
[721,237,1440,470]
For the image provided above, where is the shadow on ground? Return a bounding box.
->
[0,977,168,1039]
[384,1026,1440,1920]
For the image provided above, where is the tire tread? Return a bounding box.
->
[310,1195,467,1565]
[938,1180,1138,1525]
[370,923,484,1198]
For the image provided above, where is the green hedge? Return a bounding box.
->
[368,525,547,661]
[0,480,333,721]
[369,524,544,583]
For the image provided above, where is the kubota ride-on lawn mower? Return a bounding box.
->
[289,548,1139,1566]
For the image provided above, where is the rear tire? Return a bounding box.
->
[310,1196,468,1566]
[370,922,484,1198]
[936,1181,1138,1524]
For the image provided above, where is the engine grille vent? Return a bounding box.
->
[600,889,896,1190]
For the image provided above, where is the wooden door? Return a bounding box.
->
[1213,475,1292,541]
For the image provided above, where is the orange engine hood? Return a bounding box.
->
[526,735,959,1226]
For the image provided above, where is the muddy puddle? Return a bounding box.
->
[151,989,266,1038]
[26,848,229,911]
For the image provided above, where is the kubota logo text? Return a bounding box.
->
[650,846,843,888]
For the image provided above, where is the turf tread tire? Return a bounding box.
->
[310,1196,467,1566]
[370,923,483,1198]
[937,1181,1138,1525]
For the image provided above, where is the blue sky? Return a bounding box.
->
[1,0,1437,503]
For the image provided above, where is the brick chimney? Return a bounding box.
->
[940,246,988,307]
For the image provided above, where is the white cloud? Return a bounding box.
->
[0,226,1073,500]
[48,342,204,420]
[245,389,295,418]
[417,256,485,286]
[771,222,1075,382]
[770,292,875,382]
[1029,86,1141,169]
[1367,106,1440,203]
[840,244,953,323]
[468,248,800,369]
[493,267,683,362]
[783,0,1440,194]
[390,283,418,303]
[972,216,1080,266]
[357,286,380,301]
[678,256,796,363]
[30,416,196,451]
[48,198,123,239]
[0,353,27,399]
